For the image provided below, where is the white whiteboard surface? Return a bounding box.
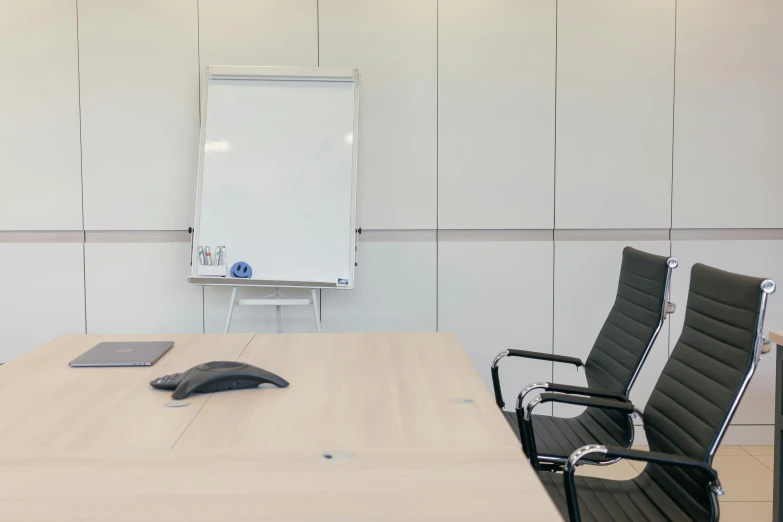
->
[190,66,359,288]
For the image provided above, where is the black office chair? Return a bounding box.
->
[534,263,775,522]
[491,247,677,469]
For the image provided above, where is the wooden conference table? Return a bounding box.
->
[0,333,562,521]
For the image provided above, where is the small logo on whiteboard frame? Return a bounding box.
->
[337,279,349,286]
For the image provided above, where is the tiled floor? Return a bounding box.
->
[576,446,775,521]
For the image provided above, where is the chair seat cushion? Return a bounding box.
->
[503,408,630,461]
[538,469,701,522]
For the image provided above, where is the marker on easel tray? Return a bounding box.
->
[205,247,212,266]
[221,246,226,266]
[198,246,206,265]
[215,246,223,266]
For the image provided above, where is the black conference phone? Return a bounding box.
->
[150,361,289,400]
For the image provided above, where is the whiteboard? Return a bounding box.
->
[189,66,359,288]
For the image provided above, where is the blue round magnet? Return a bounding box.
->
[230,262,252,278]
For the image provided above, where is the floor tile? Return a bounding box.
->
[713,456,773,502]
[718,502,771,522]
[718,446,753,456]
[628,446,648,472]
[755,455,775,471]
[742,445,774,456]
[628,459,647,473]
[576,459,640,480]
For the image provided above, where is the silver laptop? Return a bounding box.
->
[69,341,174,367]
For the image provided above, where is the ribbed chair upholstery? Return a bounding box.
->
[492,247,677,469]
[538,263,776,522]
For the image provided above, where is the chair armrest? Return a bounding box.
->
[516,394,636,470]
[532,393,634,415]
[562,445,721,522]
[543,383,626,402]
[490,349,584,409]
[511,383,628,414]
[507,349,584,367]
[601,446,719,480]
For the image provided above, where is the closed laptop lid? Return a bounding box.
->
[69,341,174,367]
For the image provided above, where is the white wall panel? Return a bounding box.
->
[553,241,671,418]
[321,240,436,332]
[198,0,317,67]
[319,0,437,229]
[79,0,199,230]
[555,0,675,229]
[672,0,783,228]
[85,242,203,333]
[438,239,554,415]
[0,1,82,230]
[669,240,783,428]
[438,0,555,229]
[204,287,319,334]
[0,243,85,362]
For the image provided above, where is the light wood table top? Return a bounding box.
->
[0,334,254,449]
[0,449,559,521]
[770,330,783,346]
[0,333,562,521]
[177,332,519,451]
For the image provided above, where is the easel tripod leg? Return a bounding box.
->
[312,288,322,333]
[224,286,238,334]
[275,288,282,334]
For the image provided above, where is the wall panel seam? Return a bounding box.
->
[669,0,678,231]
[75,0,88,335]
[435,0,439,333]
[316,0,320,67]
[4,228,783,243]
[552,0,559,377]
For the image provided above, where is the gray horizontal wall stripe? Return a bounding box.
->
[671,228,783,241]
[438,229,553,241]
[2,228,783,243]
[85,230,191,243]
[555,229,671,241]
[0,231,84,243]
[359,230,435,242]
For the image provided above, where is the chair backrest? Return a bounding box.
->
[583,247,676,396]
[641,263,775,520]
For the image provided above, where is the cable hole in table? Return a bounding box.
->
[322,451,354,462]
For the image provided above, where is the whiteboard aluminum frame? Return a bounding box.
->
[188,65,360,289]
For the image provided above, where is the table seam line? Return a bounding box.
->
[170,334,257,449]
